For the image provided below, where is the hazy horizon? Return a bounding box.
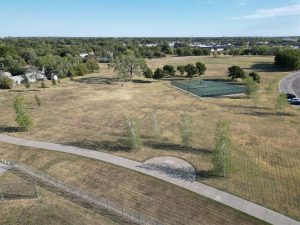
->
[0,0,300,37]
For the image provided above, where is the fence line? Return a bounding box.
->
[1,159,161,225]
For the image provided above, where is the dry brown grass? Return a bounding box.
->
[0,143,267,225]
[0,171,120,225]
[0,55,299,221]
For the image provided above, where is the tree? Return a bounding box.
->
[184,64,198,78]
[13,96,33,131]
[110,53,145,82]
[212,120,232,177]
[179,113,192,147]
[177,65,185,76]
[249,72,260,83]
[125,116,142,150]
[163,65,175,77]
[195,62,206,76]
[143,66,153,79]
[73,63,87,76]
[86,58,99,72]
[228,66,245,81]
[153,68,164,82]
[276,93,288,114]
[275,49,300,70]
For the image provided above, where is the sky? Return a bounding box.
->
[0,0,300,37]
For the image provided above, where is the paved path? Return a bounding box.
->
[0,162,9,176]
[0,134,299,225]
[278,71,300,108]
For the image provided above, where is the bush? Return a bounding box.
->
[34,94,42,106]
[41,81,47,88]
[179,113,192,147]
[163,65,176,77]
[245,77,259,97]
[276,93,288,113]
[249,72,260,83]
[0,77,13,89]
[52,79,57,85]
[152,113,161,140]
[212,120,232,177]
[13,96,33,131]
[195,62,206,75]
[125,116,142,150]
[143,66,153,79]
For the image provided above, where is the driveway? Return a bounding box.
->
[278,71,300,108]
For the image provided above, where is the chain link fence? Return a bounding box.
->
[171,79,245,97]
[1,159,162,225]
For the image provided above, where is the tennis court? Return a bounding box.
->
[171,79,246,97]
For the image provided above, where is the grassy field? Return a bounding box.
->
[0,143,267,225]
[0,171,122,225]
[0,55,299,221]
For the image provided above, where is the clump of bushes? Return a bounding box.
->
[34,94,42,106]
[0,77,13,89]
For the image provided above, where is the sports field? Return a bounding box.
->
[171,79,246,97]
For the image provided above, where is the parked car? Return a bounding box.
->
[289,98,300,105]
[286,93,296,99]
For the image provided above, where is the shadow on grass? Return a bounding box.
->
[75,76,119,85]
[132,79,152,83]
[249,63,281,72]
[143,140,212,155]
[236,111,295,117]
[66,139,131,152]
[218,104,271,110]
[8,89,41,93]
[0,125,21,133]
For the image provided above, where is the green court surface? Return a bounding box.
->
[171,79,245,97]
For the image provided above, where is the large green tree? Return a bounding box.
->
[228,66,245,81]
[195,62,206,76]
[184,64,198,78]
[110,53,145,82]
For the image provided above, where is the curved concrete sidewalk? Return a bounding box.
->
[278,71,300,108]
[0,134,299,225]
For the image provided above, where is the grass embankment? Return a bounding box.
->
[0,55,299,220]
[0,143,267,225]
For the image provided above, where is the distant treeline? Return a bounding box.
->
[0,37,299,77]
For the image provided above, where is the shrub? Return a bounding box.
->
[212,120,232,177]
[195,62,206,75]
[179,113,192,147]
[13,96,33,131]
[52,79,57,85]
[245,77,259,97]
[125,116,142,150]
[24,82,30,89]
[152,113,161,140]
[34,94,42,106]
[163,65,176,77]
[0,77,13,89]
[41,81,47,88]
[276,93,288,113]
[143,66,153,79]
[249,72,260,83]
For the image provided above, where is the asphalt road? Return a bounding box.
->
[278,71,300,108]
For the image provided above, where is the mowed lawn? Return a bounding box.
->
[0,55,299,220]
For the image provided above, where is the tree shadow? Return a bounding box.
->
[75,76,120,85]
[8,89,41,93]
[143,140,212,155]
[248,63,281,72]
[137,163,196,182]
[132,79,152,83]
[0,125,21,133]
[65,139,131,152]
[236,111,295,117]
[218,104,271,110]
